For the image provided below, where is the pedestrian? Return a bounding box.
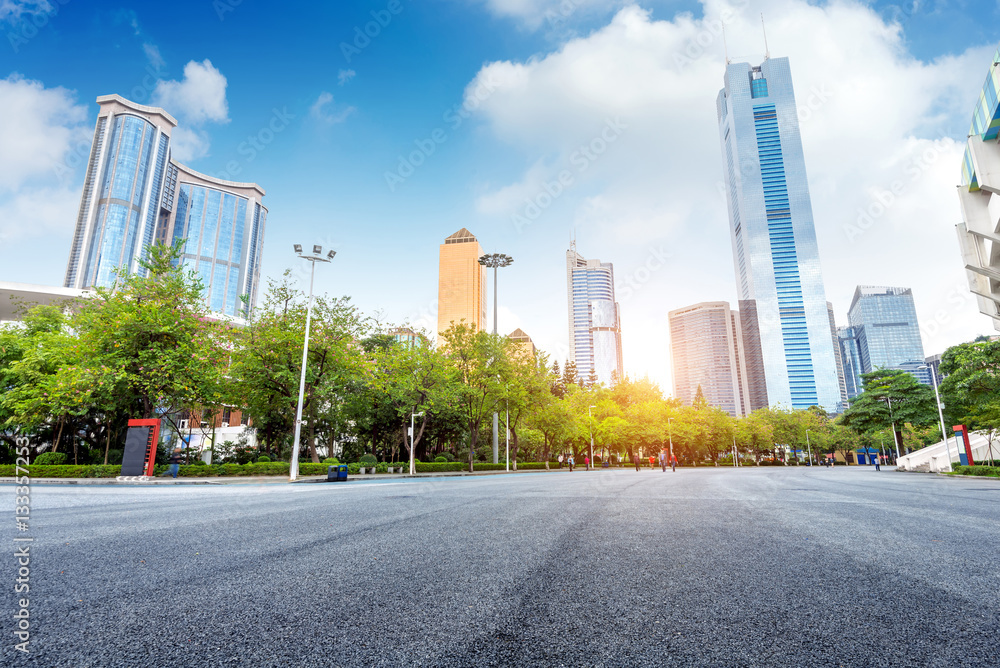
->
[874,455,881,471]
[568,454,575,472]
[671,454,677,472]
[633,452,641,472]
[160,447,183,479]
[660,452,667,472]
[648,455,655,470]
[584,455,590,471]
[558,454,564,468]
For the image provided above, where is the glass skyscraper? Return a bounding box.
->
[846,285,929,386]
[64,95,267,321]
[717,57,840,412]
[566,242,623,386]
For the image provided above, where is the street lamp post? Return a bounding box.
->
[505,401,510,472]
[478,252,513,465]
[290,244,336,481]
[409,411,424,476]
[919,364,954,472]
[805,429,812,466]
[588,405,596,470]
[667,417,674,458]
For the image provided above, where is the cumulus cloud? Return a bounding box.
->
[143,42,165,70]
[466,0,994,390]
[152,59,229,125]
[338,69,356,85]
[309,92,355,124]
[168,127,211,163]
[0,74,90,191]
[0,0,52,21]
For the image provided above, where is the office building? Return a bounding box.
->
[838,326,864,400]
[566,242,623,386]
[846,285,929,385]
[717,56,840,411]
[508,328,537,359]
[437,228,486,340]
[64,95,267,320]
[668,301,750,417]
[827,301,849,409]
[957,45,1000,331]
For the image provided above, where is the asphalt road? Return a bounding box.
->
[3,466,999,667]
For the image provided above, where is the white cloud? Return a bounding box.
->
[0,74,90,192]
[168,127,211,163]
[338,69,356,85]
[309,92,355,124]
[143,42,165,71]
[473,0,624,30]
[0,0,52,21]
[0,185,79,243]
[152,59,229,125]
[466,0,995,392]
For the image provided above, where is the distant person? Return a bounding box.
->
[671,454,677,472]
[874,455,881,471]
[648,455,655,469]
[160,447,183,479]
[633,453,641,472]
[584,456,590,471]
[568,455,575,472]
[660,452,667,472]
[558,454,564,468]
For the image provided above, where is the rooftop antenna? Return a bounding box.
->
[761,13,770,60]
[722,23,730,64]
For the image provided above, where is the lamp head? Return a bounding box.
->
[327,250,337,260]
[313,245,323,255]
[294,244,303,254]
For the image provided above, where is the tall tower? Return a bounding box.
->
[717,57,839,411]
[668,301,750,417]
[566,242,623,386]
[847,286,929,384]
[437,228,486,340]
[64,95,267,321]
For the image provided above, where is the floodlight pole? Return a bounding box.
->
[290,246,334,481]
[478,252,513,465]
[920,364,954,472]
[409,411,424,476]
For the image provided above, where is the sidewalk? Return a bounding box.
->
[0,468,569,486]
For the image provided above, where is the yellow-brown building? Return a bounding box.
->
[437,228,486,341]
[508,328,537,359]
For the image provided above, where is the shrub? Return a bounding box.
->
[359,453,377,465]
[322,457,339,464]
[434,456,448,463]
[34,452,67,466]
[191,459,207,466]
[257,455,272,463]
[437,452,455,462]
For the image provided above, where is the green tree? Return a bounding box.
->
[842,369,936,453]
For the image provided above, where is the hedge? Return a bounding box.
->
[950,465,1000,478]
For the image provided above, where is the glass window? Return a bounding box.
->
[217,193,236,262]
[184,187,206,257]
[211,263,227,312]
[231,199,247,264]
[226,266,240,315]
[201,189,222,258]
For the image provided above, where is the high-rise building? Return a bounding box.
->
[838,326,864,400]
[437,228,486,340]
[957,45,1000,331]
[827,301,849,409]
[566,242,623,386]
[64,95,267,320]
[846,285,930,385]
[668,301,750,417]
[508,328,537,359]
[717,56,840,411]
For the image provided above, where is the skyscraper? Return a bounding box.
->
[717,56,840,411]
[437,228,486,340]
[827,301,849,409]
[838,325,864,400]
[668,301,750,417]
[566,242,623,386]
[957,45,1000,331]
[846,285,930,385]
[64,95,267,320]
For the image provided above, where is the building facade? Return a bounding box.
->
[957,45,1000,331]
[838,326,864,400]
[828,301,849,410]
[668,301,750,417]
[437,228,486,340]
[845,286,930,386]
[64,95,267,321]
[717,57,840,411]
[566,242,623,386]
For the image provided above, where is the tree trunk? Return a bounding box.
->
[469,426,478,473]
[103,422,112,465]
[308,419,319,463]
[52,415,65,454]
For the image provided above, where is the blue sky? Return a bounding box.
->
[1,0,999,392]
